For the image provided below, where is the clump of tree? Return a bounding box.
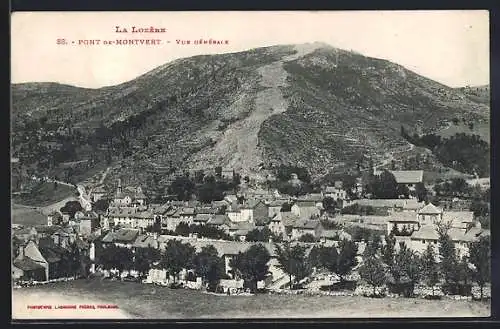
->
[161,240,196,283]
[366,170,399,199]
[133,247,161,277]
[275,242,312,289]
[322,197,338,214]
[60,200,83,218]
[99,244,134,275]
[192,245,226,291]
[298,233,318,243]
[229,244,271,293]
[359,256,387,296]
[168,176,196,201]
[401,127,489,177]
[246,227,274,242]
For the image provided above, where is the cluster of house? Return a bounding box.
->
[98,179,340,243]
[11,170,490,284]
[12,224,93,282]
[387,202,489,257]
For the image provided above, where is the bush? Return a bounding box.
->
[320,280,357,291]
[442,283,472,296]
[387,282,415,297]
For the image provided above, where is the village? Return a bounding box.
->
[11,164,491,301]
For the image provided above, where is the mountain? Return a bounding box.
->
[454,84,489,105]
[11,42,489,191]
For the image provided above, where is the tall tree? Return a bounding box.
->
[229,244,271,293]
[422,243,440,296]
[336,239,358,282]
[368,170,399,199]
[134,247,161,277]
[275,242,312,289]
[381,233,396,267]
[437,224,460,287]
[162,240,196,283]
[322,197,337,214]
[415,182,428,202]
[246,227,273,242]
[400,248,422,297]
[469,236,491,300]
[193,245,224,291]
[359,256,387,296]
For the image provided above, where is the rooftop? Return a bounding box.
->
[418,203,443,214]
[354,199,407,208]
[390,170,424,184]
[14,257,45,271]
[292,219,321,230]
[132,234,159,249]
[410,225,439,241]
[207,214,231,226]
[443,211,474,223]
[387,212,419,223]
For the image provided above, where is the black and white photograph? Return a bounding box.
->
[10,10,491,319]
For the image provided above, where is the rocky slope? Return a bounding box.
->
[11,42,489,187]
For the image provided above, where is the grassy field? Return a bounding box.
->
[11,204,47,226]
[12,279,490,319]
[437,122,490,143]
[12,182,76,207]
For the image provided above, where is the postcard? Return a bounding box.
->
[11,10,490,320]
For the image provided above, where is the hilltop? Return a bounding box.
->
[11,42,489,193]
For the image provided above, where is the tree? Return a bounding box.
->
[368,170,399,199]
[168,176,195,201]
[246,227,273,242]
[275,242,312,289]
[399,248,422,297]
[280,203,292,212]
[381,233,396,267]
[469,236,491,300]
[422,243,440,296]
[115,247,134,273]
[229,244,270,293]
[359,256,387,296]
[162,240,196,283]
[93,199,110,212]
[415,182,428,202]
[314,245,339,274]
[322,197,337,214]
[438,225,460,287]
[336,239,358,282]
[298,233,317,243]
[397,184,410,199]
[175,222,191,236]
[194,170,205,184]
[134,247,161,277]
[60,200,83,218]
[470,200,489,217]
[450,178,468,197]
[193,245,224,291]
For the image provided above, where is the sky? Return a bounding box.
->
[11,10,489,88]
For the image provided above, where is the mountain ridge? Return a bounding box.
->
[11,42,489,190]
